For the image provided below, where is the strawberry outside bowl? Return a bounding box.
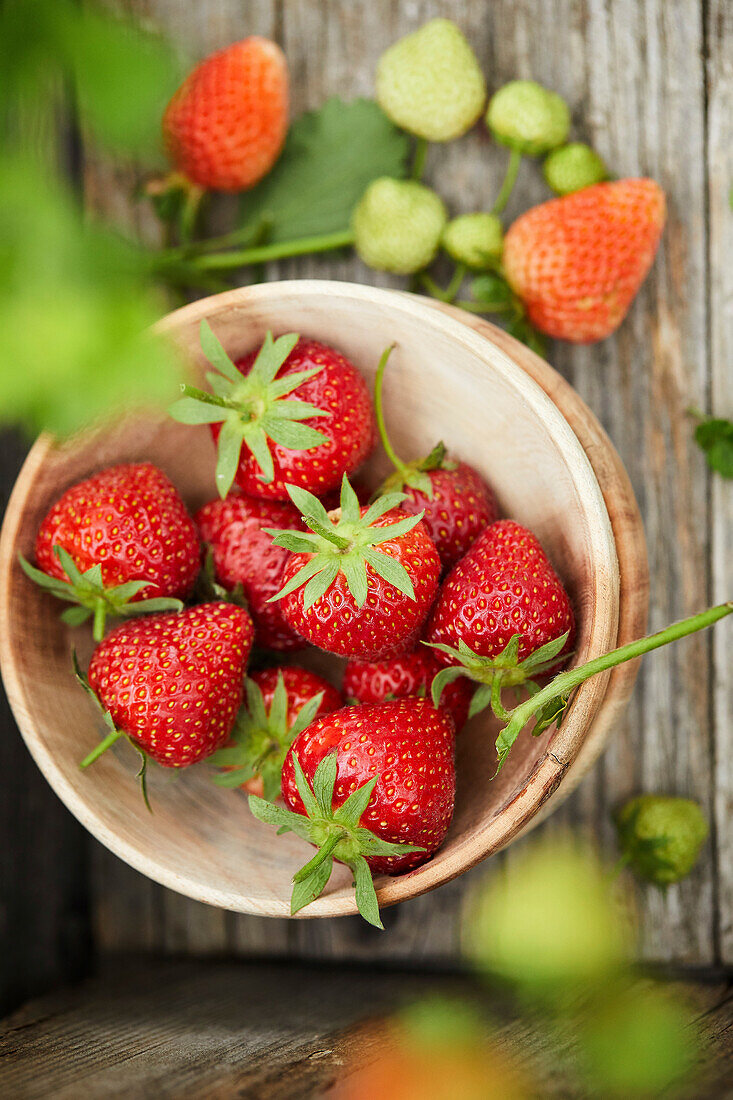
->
[0,280,648,919]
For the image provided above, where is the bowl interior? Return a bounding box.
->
[0,282,619,916]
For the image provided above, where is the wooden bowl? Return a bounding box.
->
[0,282,648,918]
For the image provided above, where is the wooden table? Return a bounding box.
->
[1,0,731,1050]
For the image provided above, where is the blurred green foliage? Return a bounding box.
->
[0,0,183,438]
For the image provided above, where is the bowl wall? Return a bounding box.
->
[0,281,641,917]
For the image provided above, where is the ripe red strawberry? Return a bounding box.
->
[211,665,342,799]
[21,462,200,640]
[195,493,305,650]
[170,322,375,502]
[270,478,441,660]
[82,603,253,770]
[249,698,456,926]
[425,520,575,721]
[343,648,474,731]
[503,179,666,343]
[162,38,289,193]
[373,347,498,570]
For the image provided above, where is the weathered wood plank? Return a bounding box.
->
[1,960,730,1099]
[706,0,733,967]
[73,0,726,967]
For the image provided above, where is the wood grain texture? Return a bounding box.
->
[1,959,731,1099]
[14,0,730,967]
[706,0,733,966]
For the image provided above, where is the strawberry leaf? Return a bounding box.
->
[692,413,733,479]
[238,97,410,244]
[351,855,383,929]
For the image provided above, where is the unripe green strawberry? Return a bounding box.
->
[486,79,569,156]
[543,142,608,195]
[615,795,708,886]
[353,178,447,275]
[376,19,486,142]
[442,213,503,269]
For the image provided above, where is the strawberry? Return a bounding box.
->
[195,492,305,651]
[376,19,486,142]
[425,520,575,725]
[503,179,666,343]
[248,698,456,926]
[373,347,498,571]
[343,648,474,732]
[269,477,441,660]
[210,665,342,800]
[80,603,253,777]
[170,321,375,501]
[162,38,288,193]
[352,178,447,275]
[543,142,608,196]
[20,462,200,641]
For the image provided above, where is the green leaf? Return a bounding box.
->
[265,530,323,554]
[285,484,333,528]
[521,630,570,672]
[214,416,247,498]
[65,7,182,158]
[122,597,183,615]
[362,547,415,601]
[249,331,300,387]
[361,492,407,525]
[291,860,333,916]
[334,775,377,827]
[291,753,320,819]
[312,752,338,817]
[60,605,93,626]
[239,97,410,243]
[168,396,228,425]
[268,367,325,399]
[367,512,424,545]
[247,794,314,843]
[269,556,326,602]
[268,672,289,735]
[290,692,325,739]
[351,855,383,930]
[430,665,469,708]
[468,683,494,719]
[340,555,369,608]
[340,475,361,524]
[212,766,254,787]
[199,320,245,384]
[262,417,328,451]
[693,415,733,479]
[302,558,340,611]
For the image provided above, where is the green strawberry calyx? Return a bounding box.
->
[266,474,424,611]
[73,652,151,811]
[169,319,331,499]
[19,545,183,642]
[373,344,456,501]
[430,602,733,774]
[248,751,425,928]
[209,673,325,801]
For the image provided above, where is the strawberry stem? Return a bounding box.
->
[492,147,522,216]
[80,728,124,769]
[92,600,107,643]
[292,829,346,883]
[162,230,355,274]
[496,601,733,767]
[411,136,429,181]
[420,264,467,304]
[373,344,408,476]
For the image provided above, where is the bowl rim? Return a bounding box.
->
[0,280,637,918]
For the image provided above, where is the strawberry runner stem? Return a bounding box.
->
[494,601,733,769]
[156,229,355,276]
[80,728,124,769]
[491,147,523,215]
